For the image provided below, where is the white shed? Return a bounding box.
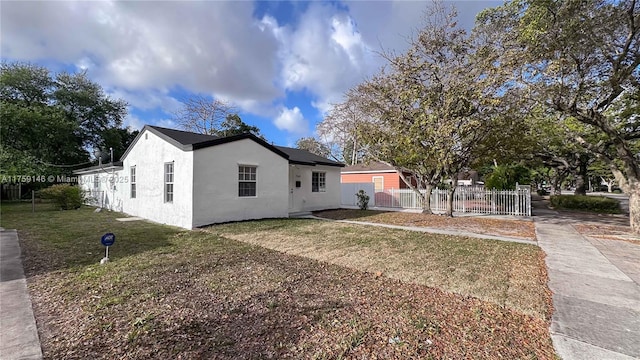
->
[74,125,344,229]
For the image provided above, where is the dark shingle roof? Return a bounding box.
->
[148,126,219,145]
[275,146,344,167]
[126,125,344,167]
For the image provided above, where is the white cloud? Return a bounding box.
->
[107,88,181,114]
[123,114,144,130]
[261,3,378,115]
[156,119,178,129]
[1,1,282,104]
[274,107,309,135]
[0,0,501,132]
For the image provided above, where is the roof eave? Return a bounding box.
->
[73,164,124,175]
[193,133,290,160]
[341,169,397,174]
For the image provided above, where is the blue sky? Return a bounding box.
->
[1,0,500,147]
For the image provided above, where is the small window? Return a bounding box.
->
[372,176,384,192]
[165,162,174,203]
[130,166,136,198]
[312,172,326,192]
[238,165,256,197]
[93,174,99,189]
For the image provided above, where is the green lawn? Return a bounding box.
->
[0,202,555,359]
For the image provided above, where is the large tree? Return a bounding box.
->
[476,0,640,230]
[295,137,332,158]
[316,97,368,165]
[173,96,236,135]
[173,97,264,139]
[351,4,504,215]
[217,114,263,138]
[0,62,128,177]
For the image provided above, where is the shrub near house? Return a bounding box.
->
[39,184,85,210]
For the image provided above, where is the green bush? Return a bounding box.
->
[356,190,370,210]
[549,195,620,213]
[39,184,85,210]
[484,165,531,190]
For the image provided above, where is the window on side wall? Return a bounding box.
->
[312,172,326,192]
[165,162,174,203]
[130,166,136,198]
[372,176,384,192]
[238,165,256,197]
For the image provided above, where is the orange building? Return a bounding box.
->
[340,162,410,192]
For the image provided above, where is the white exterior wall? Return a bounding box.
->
[121,130,194,229]
[191,138,289,227]
[77,169,125,212]
[289,165,341,212]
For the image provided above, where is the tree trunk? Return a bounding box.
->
[421,184,433,214]
[445,179,458,217]
[574,157,588,195]
[552,176,562,195]
[630,189,640,233]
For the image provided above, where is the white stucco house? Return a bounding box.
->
[74,125,344,229]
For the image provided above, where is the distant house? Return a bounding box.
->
[341,161,414,192]
[74,125,344,229]
[457,170,481,186]
[342,162,482,189]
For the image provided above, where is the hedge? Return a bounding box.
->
[549,195,620,214]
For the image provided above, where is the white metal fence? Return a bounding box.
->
[342,184,531,216]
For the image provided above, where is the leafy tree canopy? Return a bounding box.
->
[0,62,130,177]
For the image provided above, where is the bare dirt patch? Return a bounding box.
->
[314,209,536,240]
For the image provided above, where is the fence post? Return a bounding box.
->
[461,187,466,213]
[527,188,532,216]
[32,190,35,213]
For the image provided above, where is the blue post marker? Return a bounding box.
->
[100,233,115,264]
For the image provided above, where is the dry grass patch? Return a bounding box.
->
[314,209,536,240]
[210,219,550,320]
[1,203,555,359]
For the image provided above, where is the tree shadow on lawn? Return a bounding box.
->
[123,291,349,360]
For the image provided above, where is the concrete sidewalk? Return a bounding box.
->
[0,229,43,360]
[535,219,640,359]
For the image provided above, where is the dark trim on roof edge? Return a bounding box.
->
[192,133,290,160]
[118,125,344,167]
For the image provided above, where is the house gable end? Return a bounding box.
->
[192,133,291,161]
[120,126,194,162]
